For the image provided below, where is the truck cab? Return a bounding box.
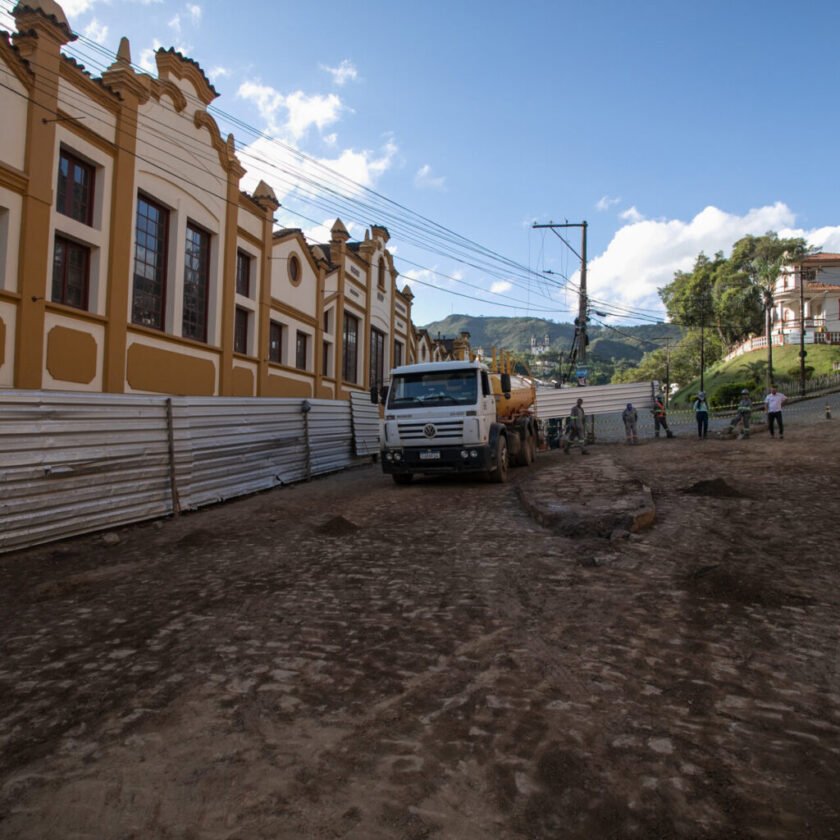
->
[377,360,529,484]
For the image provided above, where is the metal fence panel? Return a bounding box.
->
[0,391,365,554]
[350,391,381,456]
[535,381,658,420]
[309,400,355,476]
[172,397,311,508]
[0,392,173,553]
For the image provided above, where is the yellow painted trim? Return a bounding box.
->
[127,342,216,395]
[127,324,223,356]
[155,50,218,106]
[269,299,318,328]
[14,26,64,389]
[150,78,187,112]
[45,302,107,325]
[59,59,120,114]
[194,111,243,175]
[0,35,35,91]
[236,227,263,249]
[347,273,367,294]
[343,299,366,319]
[46,325,97,384]
[56,109,117,157]
[0,290,21,303]
[0,163,28,193]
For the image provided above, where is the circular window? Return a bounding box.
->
[288,253,301,286]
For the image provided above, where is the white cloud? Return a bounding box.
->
[596,195,620,211]
[414,164,446,191]
[83,18,108,44]
[620,206,645,223]
[284,91,343,141]
[323,133,338,147]
[585,202,802,318]
[321,59,358,87]
[209,66,230,79]
[139,38,192,73]
[187,4,202,24]
[778,224,840,254]
[490,280,513,294]
[139,39,163,73]
[168,14,181,35]
[237,81,343,141]
[62,0,95,14]
[238,133,397,214]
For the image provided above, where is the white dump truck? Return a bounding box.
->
[375,359,538,484]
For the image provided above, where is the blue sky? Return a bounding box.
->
[4,0,839,326]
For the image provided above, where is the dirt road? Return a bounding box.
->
[1,421,839,839]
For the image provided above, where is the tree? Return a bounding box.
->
[738,359,768,388]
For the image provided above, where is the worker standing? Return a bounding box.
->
[563,397,588,454]
[622,403,639,445]
[764,384,787,439]
[692,391,710,439]
[652,393,674,438]
[729,389,753,439]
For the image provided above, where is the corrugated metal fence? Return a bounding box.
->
[0,391,379,554]
[535,381,657,419]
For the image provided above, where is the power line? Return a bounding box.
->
[2,13,695,327]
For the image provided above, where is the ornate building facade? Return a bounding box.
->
[0,1,416,399]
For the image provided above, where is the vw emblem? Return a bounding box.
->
[423,423,436,438]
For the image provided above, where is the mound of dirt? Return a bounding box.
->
[316,515,360,536]
[681,478,747,498]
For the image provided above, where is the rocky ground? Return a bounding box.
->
[1,417,839,839]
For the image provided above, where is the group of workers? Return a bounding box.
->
[558,386,788,453]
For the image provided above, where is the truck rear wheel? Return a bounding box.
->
[489,436,508,483]
[392,473,413,485]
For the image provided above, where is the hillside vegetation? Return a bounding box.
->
[673,343,840,405]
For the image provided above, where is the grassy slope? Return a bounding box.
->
[673,343,840,404]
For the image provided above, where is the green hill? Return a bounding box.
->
[421,314,680,365]
[673,343,840,405]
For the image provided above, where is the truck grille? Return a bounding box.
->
[398,419,464,441]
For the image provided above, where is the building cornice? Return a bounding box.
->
[194,111,245,177]
[60,54,123,110]
[0,31,35,90]
[155,48,218,106]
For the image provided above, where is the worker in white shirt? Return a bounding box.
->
[763,384,787,439]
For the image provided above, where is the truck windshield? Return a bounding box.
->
[388,370,478,407]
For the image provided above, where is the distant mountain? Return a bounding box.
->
[420,314,681,364]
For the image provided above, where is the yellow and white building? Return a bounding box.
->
[0,0,416,399]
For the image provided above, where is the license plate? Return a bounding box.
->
[419,450,440,460]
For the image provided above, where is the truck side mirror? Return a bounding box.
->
[500,373,512,394]
[370,386,379,404]
[380,385,389,404]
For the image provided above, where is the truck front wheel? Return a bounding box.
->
[489,436,509,483]
[393,473,413,485]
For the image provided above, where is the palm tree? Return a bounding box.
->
[739,359,768,388]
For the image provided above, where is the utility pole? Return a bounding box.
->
[533,220,588,378]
